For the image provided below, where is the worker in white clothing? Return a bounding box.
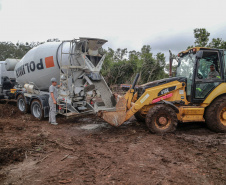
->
[49,78,61,125]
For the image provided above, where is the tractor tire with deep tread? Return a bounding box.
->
[31,100,44,120]
[17,94,29,113]
[134,111,146,122]
[205,96,226,132]
[145,104,178,134]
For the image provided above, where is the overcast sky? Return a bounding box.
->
[1,0,226,61]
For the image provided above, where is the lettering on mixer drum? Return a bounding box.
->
[16,57,53,78]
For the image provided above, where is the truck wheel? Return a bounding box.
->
[134,111,146,122]
[205,96,226,132]
[17,94,29,113]
[31,100,44,120]
[145,104,178,134]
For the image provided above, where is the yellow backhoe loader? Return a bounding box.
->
[99,47,226,133]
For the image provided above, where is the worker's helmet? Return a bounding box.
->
[51,77,57,82]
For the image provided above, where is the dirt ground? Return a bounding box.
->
[0,101,226,185]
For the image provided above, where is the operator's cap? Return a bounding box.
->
[51,77,57,82]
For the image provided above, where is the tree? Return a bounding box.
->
[0,42,17,60]
[47,38,60,42]
[101,45,167,86]
[140,45,167,84]
[128,50,141,82]
[0,40,168,86]
[0,41,41,61]
[194,28,210,47]
[188,28,226,49]
[208,38,226,49]
[187,45,194,50]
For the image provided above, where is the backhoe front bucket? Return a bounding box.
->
[98,96,127,126]
[98,73,140,126]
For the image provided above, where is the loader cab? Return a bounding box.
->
[176,47,225,103]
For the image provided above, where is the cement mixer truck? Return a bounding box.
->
[0,59,20,99]
[10,38,116,120]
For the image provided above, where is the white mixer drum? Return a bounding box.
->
[14,42,74,90]
[5,58,20,71]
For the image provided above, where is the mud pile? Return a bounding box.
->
[0,101,22,118]
[0,102,225,184]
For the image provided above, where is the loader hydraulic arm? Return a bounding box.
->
[125,73,139,110]
[124,81,183,121]
[99,74,183,127]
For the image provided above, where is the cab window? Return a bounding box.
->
[195,51,221,99]
[196,51,221,80]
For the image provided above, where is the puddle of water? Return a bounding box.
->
[80,123,109,130]
[79,118,92,122]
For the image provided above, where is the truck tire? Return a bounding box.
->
[31,100,44,120]
[145,104,178,134]
[205,96,226,132]
[17,94,29,113]
[134,111,146,122]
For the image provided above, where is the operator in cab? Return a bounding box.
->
[49,78,61,125]
[207,64,220,79]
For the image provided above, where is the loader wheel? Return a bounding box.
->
[205,96,226,132]
[17,94,29,113]
[134,111,146,122]
[145,104,178,134]
[31,100,44,120]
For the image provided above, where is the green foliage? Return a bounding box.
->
[187,45,194,50]
[0,39,167,86]
[101,45,167,86]
[208,38,226,49]
[140,46,166,83]
[0,42,17,60]
[189,28,226,50]
[47,38,60,42]
[0,41,42,61]
[194,28,210,47]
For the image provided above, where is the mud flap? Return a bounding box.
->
[160,100,179,113]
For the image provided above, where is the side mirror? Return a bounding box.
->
[196,50,203,59]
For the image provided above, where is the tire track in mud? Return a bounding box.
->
[0,102,225,184]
